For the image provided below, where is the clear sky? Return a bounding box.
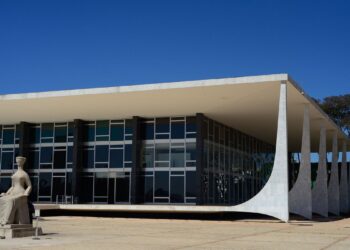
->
[0,0,349,98]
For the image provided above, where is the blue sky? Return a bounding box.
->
[0,0,349,98]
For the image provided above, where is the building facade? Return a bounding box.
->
[0,74,349,221]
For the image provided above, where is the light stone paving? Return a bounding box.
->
[1,216,350,249]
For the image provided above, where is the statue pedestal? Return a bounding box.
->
[0,224,42,239]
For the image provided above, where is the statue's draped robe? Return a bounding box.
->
[0,172,31,225]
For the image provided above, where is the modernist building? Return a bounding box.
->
[0,74,349,222]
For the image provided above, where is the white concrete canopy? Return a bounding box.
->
[0,74,348,152]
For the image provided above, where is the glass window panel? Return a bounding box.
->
[68,122,74,137]
[0,177,11,193]
[96,120,109,136]
[67,146,73,163]
[171,121,185,139]
[81,177,93,203]
[66,173,72,196]
[41,123,54,138]
[55,126,67,143]
[142,147,154,168]
[124,144,132,162]
[40,147,53,163]
[111,124,124,141]
[155,134,169,139]
[186,117,196,133]
[110,149,123,168]
[171,176,184,203]
[83,149,94,168]
[28,151,39,169]
[95,145,109,163]
[94,173,108,196]
[186,171,196,197]
[144,176,153,202]
[155,143,169,161]
[186,143,196,161]
[39,173,52,196]
[125,120,133,135]
[116,177,129,202]
[155,171,169,197]
[54,150,66,169]
[3,129,14,144]
[156,118,170,133]
[84,125,95,142]
[29,176,38,202]
[171,148,185,167]
[52,177,65,201]
[142,123,154,140]
[1,152,13,170]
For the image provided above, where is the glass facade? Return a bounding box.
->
[0,125,20,194]
[80,119,133,203]
[27,122,74,202]
[140,117,197,204]
[201,117,275,205]
[0,115,276,206]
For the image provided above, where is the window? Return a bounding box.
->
[111,124,124,141]
[155,171,169,197]
[171,176,184,203]
[171,121,185,139]
[110,148,123,168]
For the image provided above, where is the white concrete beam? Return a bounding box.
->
[312,123,328,217]
[289,104,312,219]
[230,82,289,222]
[340,141,349,214]
[328,131,340,216]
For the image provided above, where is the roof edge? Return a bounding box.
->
[0,74,287,101]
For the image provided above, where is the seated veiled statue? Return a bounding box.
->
[0,156,32,225]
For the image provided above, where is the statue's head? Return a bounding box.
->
[16,156,26,169]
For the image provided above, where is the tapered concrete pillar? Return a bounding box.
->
[328,131,340,216]
[289,105,312,219]
[312,123,328,217]
[230,81,289,222]
[340,141,349,214]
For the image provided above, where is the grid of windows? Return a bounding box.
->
[0,125,20,194]
[27,123,74,203]
[141,117,197,204]
[202,117,275,205]
[81,120,133,204]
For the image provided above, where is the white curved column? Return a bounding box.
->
[289,104,312,219]
[340,141,348,214]
[328,131,340,216]
[229,82,289,222]
[312,123,328,217]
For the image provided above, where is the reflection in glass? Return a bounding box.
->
[40,147,53,163]
[116,177,129,202]
[39,173,52,196]
[1,152,13,170]
[110,149,123,168]
[55,127,67,143]
[171,121,185,139]
[171,148,185,167]
[3,129,14,144]
[155,171,169,197]
[111,124,124,141]
[95,145,109,162]
[155,143,169,161]
[171,176,184,203]
[54,151,66,169]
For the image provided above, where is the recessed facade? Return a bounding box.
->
[0,74,349,221]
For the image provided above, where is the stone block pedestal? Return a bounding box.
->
[0,224,43,239]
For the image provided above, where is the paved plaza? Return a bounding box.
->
[1,215,350,249]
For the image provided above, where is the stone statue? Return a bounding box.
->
[0,156,32,225]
